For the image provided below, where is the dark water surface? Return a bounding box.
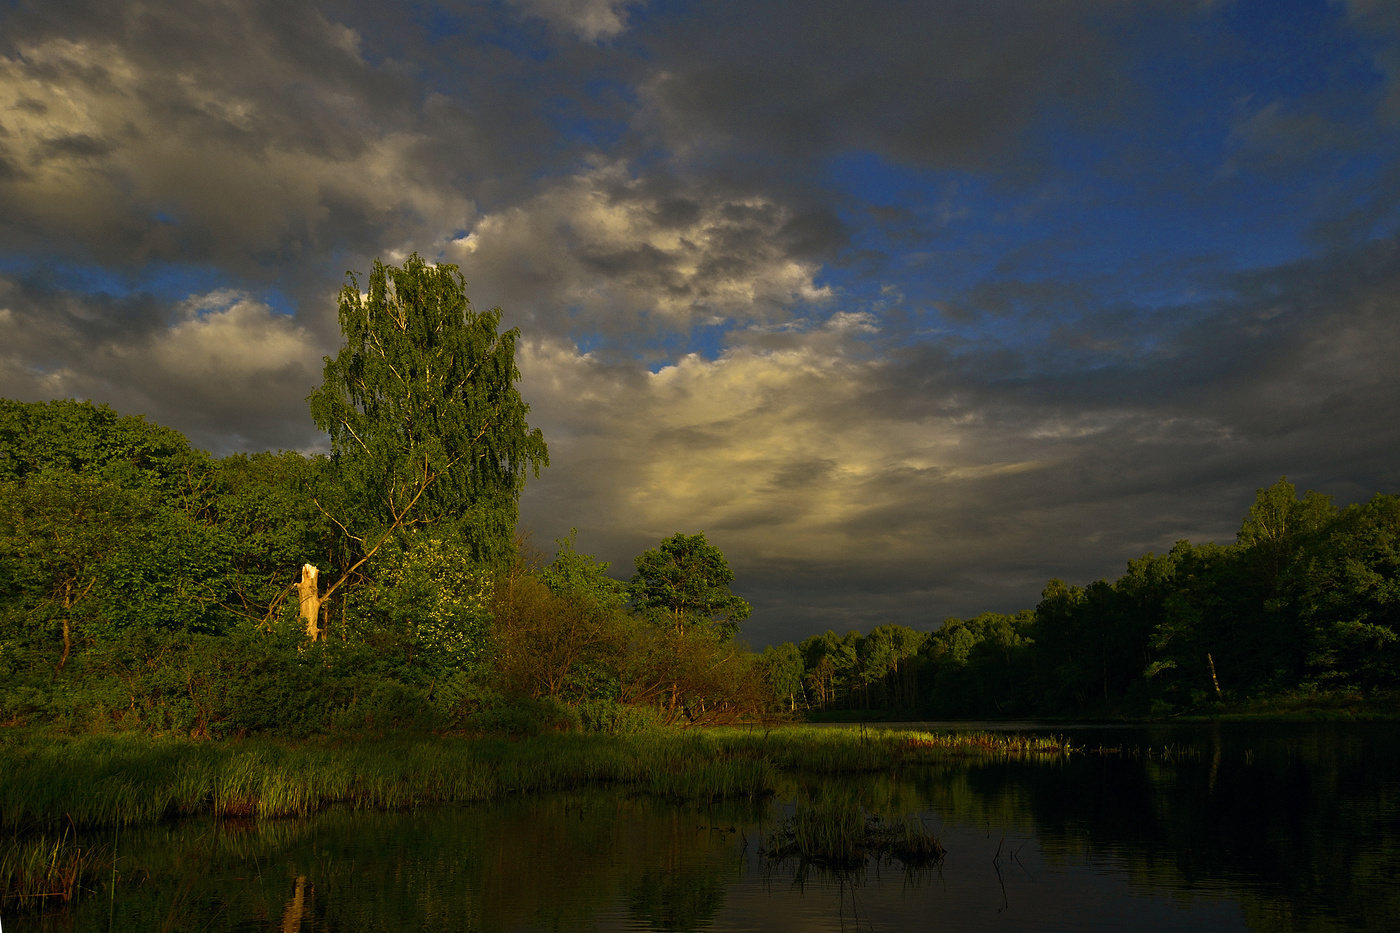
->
[9,722,1399,932]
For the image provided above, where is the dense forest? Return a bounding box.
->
[2,257,1396,734]
[767,478,1400,718]
[0,257,764,737]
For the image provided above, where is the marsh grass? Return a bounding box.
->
[0,731,780,832]
[0,828,107,911]
[0,725,1065,834]
[0,725,1062,914]
[715,725,1071,772]
[761,799,945,870]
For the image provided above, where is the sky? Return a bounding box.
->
[3,0,1400,648]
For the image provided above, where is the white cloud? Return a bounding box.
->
[516,321,1044,571]
[448,161,832,339]
[0,286,323,454]
[506,0,644,42]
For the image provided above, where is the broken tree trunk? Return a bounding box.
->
[1206,652,1223,700]
[298,563,322,640]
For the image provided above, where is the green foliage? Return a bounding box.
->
[308,253,547,568]
[207,451,335,618]
[921,479,1400,717]
[6,385,1397,732]
[795,625,928,713]
[629,532,750,638]
[773,478,1400,720]
[0,404,330,692]
[921,611,1034,716]
[539,528,627,609]
[0,398,200,491]
[758,642,806,713]
[614,625,767,724]
[491,557,630,704]
[577,699,665,735]
[349,535,494,678]
[467,695,581,737]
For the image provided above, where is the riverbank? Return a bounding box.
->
[0,724,1072,912]
[804,689,1400,725]
[0,725,1070,833]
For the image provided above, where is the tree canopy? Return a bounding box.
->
[308,253,547,569]
[629,532,750,639]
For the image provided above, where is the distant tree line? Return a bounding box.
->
[762,478,1400,717]
[3,255,1394,731]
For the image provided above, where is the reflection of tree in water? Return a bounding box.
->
[280,875,309,933]
[909,724,1400,933]
[20,726,1398,932]
[37,794,762,932]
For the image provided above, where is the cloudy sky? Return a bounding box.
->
[3,0,1399,646]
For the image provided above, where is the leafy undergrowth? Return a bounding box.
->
[1173,690,1400,722]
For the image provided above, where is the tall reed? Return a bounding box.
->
[0,726,1069,833]
[761,799,945,870]
[0,829,107,912]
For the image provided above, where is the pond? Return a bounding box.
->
[7,721,1399,932]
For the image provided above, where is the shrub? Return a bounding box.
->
[467,695,580,737]
[577,700,663,735]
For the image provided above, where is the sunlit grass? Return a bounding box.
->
[710,724,1072,771]
[0,725,1068,836]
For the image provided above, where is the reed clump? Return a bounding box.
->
[0,830,107,912]
[0,731,777,832]
[711,725,1071,772]
[761,801,945,870]
[0,725,1067,834]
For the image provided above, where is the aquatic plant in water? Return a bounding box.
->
[761,800,945,871]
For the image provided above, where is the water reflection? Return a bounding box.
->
[8,722,1399,932]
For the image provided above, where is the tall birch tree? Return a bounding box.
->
[306,254,548,626]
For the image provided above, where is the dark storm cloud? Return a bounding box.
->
[0,273,324,455]
[641,0,1144,173]
[721,236,1400,643]
[0,0,637,291]
[513,232,1400,647]
[446,163,836,353]
[2,0,1398,646]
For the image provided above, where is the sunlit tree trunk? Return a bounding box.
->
[298,564,322,640]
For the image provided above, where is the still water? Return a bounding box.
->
[9,722,1399,932]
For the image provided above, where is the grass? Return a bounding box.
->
[0,724,1066,908]
[714,724,1073,771]
[1171,689,1400,722]
[0,731,781,831]
[0,726,1069,833]
[761,799,945,870]
[0,829,108,913]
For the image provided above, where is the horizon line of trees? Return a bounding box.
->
[2,255,1395,731]
[5,388,1395,729]
[763,478,1400,717]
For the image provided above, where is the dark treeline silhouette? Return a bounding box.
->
[770,479,1400,718]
